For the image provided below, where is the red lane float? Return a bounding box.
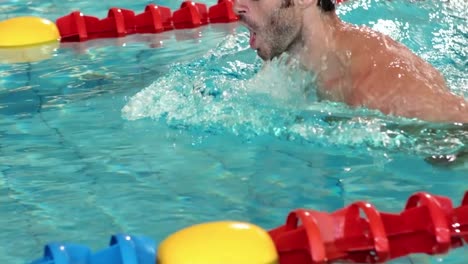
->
[135,4,173,34]
[173,1,208,29]
[56,0,239,42]
[28,191,467,264]
[269,191,468,263]
[209,0,238,23]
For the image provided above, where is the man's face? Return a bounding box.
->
[234,0,302,61]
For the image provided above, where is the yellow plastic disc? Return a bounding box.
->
[0,16,60,47]
[157,221,279,264]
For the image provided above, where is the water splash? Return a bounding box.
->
[122,31,316,136]
[122,18,467,160]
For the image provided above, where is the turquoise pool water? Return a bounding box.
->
[0,0,467,263]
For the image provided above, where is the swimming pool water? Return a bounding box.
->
[0,0,467,263]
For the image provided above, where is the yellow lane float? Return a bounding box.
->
[157,221,279,264]
[0,16,60,63]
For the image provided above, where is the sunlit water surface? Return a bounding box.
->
[0,0,467,263]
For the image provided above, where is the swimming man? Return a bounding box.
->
[233,0,468,123]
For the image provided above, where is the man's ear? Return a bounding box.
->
[294,0,316,8]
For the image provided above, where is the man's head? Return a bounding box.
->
[234,0,336,61]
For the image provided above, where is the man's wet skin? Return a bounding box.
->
[234,0,468,124]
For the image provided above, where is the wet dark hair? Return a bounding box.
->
[282,0,335,12]
[281,0,293,8]
[317,0,335,12]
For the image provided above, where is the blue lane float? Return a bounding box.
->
[30,234,156,264]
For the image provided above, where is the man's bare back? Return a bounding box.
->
[317,24,468,123]
[234,0,468,123]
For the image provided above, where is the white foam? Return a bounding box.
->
[121,32,466,157]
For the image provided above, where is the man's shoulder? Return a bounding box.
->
[344,26,426,70]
